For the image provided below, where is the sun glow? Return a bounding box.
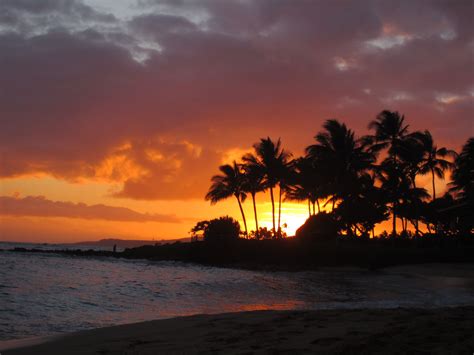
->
[240,202,310,237]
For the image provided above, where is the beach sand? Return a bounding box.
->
[1,307,473,354]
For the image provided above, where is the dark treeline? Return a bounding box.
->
[202,110,473,241]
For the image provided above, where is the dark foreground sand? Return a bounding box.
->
[1,307,473,354]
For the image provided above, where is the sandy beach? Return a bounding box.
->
[1,307,473,354]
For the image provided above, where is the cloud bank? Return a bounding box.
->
[0,0,472,201]
[0,195,180,222]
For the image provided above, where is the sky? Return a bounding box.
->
[0,0,473,242]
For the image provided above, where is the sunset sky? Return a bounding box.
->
[0,0,472,242]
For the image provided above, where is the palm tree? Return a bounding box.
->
[285,157,329,216]
[396,135,426,235]
[205,161,248,235]
[242,162,266,238]
[306,120,375,207]
[368,110,409,162]
[276,159,293,235]
[243,137,291,235]
[335,173,389,237]
[414,130,456,201]
[397,135,425,188]
[368,111,409,235]
[450,137,474,203]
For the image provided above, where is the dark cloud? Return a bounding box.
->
[0,0,472,200]
[0,195,181,222]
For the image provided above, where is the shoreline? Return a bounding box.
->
[3,237,474,272]
[3,246,474,275]
[2,307,473,354]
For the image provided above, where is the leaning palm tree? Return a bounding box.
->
[242,162,266,238]
[414,130,456,201]
[205,161,248,235]
[243,137,291,235]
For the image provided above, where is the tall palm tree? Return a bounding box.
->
[414,130,456,201]
[397,135,425,188]
[243,137,291,235]
[368,111,409,234]
[205,161,248,235]
[375,158,406,235]
[397,135,426,235]
[306,120,375,206]
[368,110,409,162]
[242,162,266,238]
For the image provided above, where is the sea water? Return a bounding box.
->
[1,243,474,340]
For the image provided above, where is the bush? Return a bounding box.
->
[190,216,241,243]
[295,212,339,242]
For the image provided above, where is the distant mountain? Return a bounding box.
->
[70,238,190,249]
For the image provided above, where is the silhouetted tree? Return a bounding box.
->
[205,161,248,235]
[286,156,330,216]
[335,174,389,237]
[413,130,456,201]
[376,158,429,235]
[368,111,410,234]
[243,137,291,235]
[450,137,474,204]
[189,220,209,241]
[200,216,241,242]
[276,158,293,235]
[368,110,409,160]
[306,120,375,209]
[242,162,266,238]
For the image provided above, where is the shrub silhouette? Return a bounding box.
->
[295,212,339,241]
[200,216,241,242]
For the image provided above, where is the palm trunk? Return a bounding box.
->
[251,193,258,239]
[431,168,436,201]
[332,197,335,211]
[312,201,316,216]
[308,199,311,217]
[270,187,276,233]
[391,149,398,237]
[316,200,320,213]
[277,185,282,237]
[412,179,420,236]
[236,195,248,237]
[392,202,397,236]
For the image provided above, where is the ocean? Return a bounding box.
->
[1,242,474,341]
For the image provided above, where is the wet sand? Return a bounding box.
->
[1,307,473,354]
